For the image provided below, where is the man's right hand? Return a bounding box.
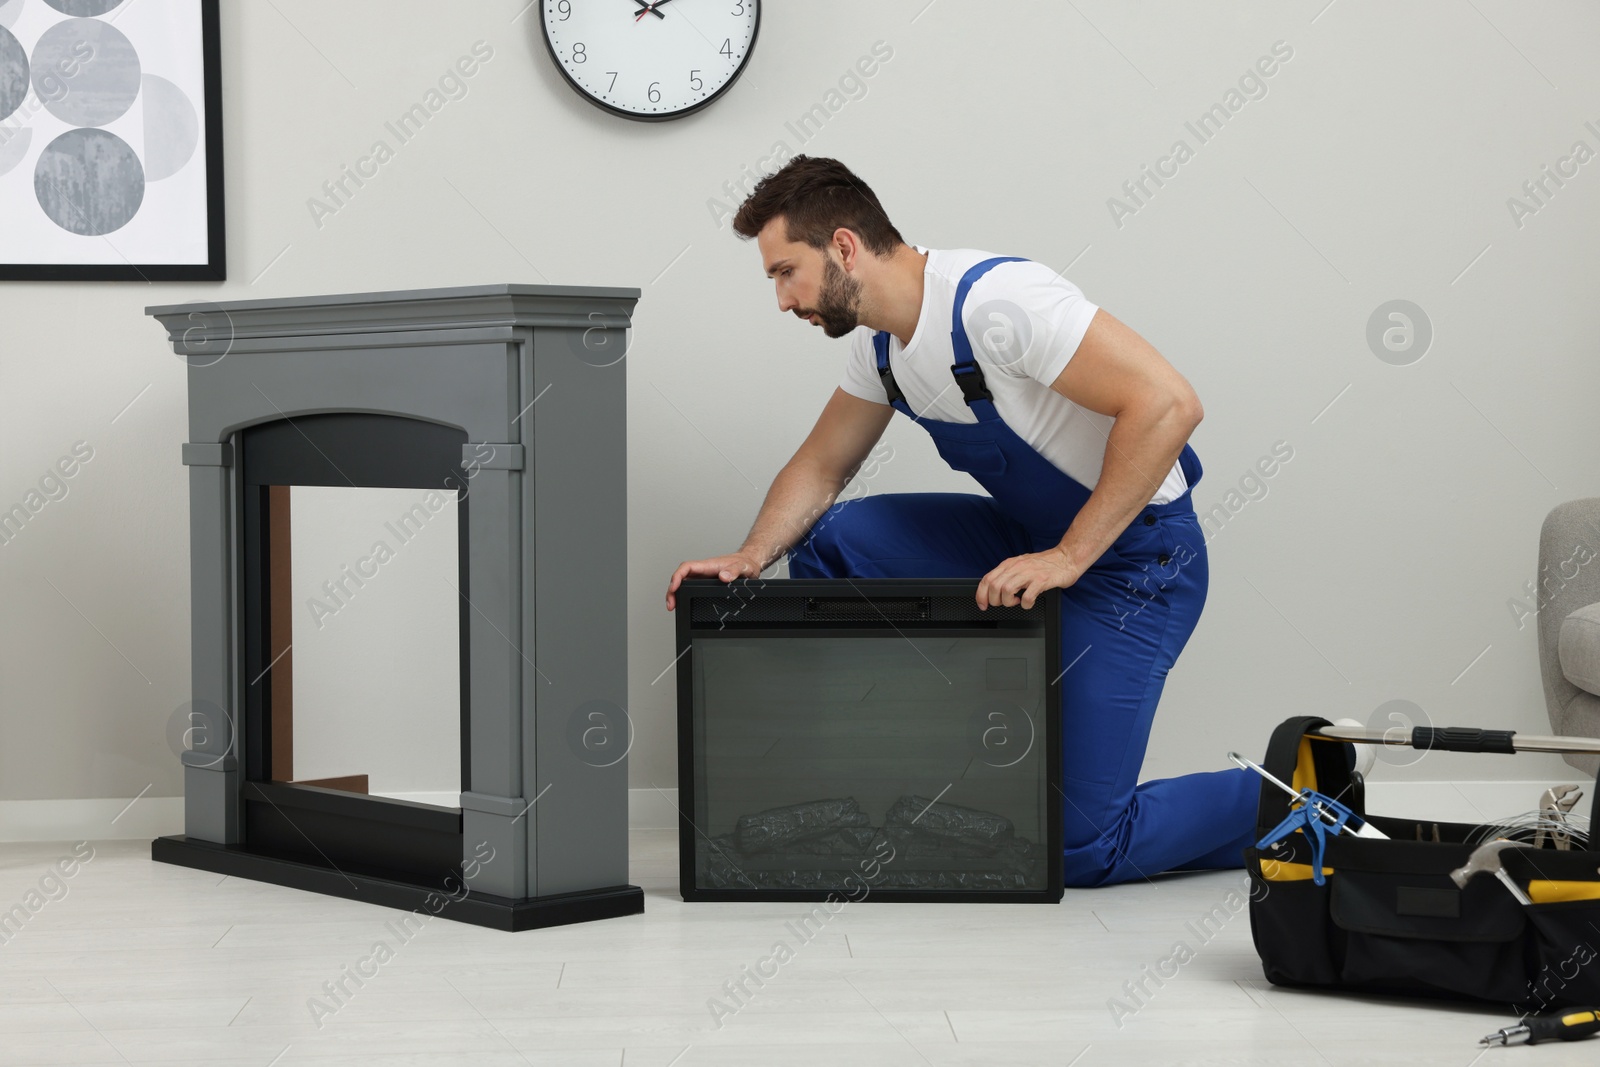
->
[665,552,765,611]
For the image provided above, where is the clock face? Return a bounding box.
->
[541,0,760,121]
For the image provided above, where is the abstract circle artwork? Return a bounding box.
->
[0,0,221,279]
[139,72,197,182]
[0,25,26,119]
[41,0,125,14]
[31,16,141,127]
[34,125,142,234]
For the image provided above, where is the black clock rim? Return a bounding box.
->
[539,1,761,123]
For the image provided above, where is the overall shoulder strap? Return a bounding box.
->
[950,256,1027,407]
[873,330,912,415]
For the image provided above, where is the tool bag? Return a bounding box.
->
[1245,716,1600,1011]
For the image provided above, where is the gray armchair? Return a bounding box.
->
[1537,499,1600,775]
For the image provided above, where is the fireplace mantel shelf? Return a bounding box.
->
[148,283,642,357]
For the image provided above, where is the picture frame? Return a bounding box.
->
[0,0,224,281]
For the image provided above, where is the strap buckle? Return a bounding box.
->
[951,365,992,405]
[878,366,905,406]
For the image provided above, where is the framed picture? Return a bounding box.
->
[0,0,224,281]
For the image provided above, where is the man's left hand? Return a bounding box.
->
[977,546,1083,610]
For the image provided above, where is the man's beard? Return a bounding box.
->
[805,256,862,339]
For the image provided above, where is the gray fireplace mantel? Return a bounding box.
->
[146,283,642,929]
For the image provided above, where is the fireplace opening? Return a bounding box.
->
[240,412,470,883]
[278,484,461,804]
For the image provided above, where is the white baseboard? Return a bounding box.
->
[0,781,1585,844]
[1360,779,1589,825]
[0,796,185,844]
[629,786,682,829]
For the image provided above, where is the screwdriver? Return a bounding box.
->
[1480,1008,1600,1046]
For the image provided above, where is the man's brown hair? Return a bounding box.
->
[731,155,905,256]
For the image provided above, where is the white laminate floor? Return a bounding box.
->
[0,830,1586,1066]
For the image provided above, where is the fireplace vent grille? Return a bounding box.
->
[690,594,1032,624]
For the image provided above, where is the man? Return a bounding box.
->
[665,155,1258,886]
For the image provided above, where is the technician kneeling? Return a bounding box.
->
[666,155,1257,887]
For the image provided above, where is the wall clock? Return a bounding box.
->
[541,0,760,121]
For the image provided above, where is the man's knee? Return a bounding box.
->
[789,492,1005,580]
[789,495,892,577]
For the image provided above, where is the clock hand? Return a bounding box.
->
[633,0,675,20]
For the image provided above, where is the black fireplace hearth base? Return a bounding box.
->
[152,836,644,932]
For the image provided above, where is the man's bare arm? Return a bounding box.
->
[1045,309,1202,572]
[666,388,893,609]
[737,387,895,569]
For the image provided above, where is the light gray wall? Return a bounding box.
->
[3,0,1598,809]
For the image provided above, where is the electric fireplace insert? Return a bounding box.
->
[676,577,1063,903]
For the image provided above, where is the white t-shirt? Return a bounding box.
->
[839,246,1189,507]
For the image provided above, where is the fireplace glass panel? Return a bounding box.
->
[690,627,1053,895]
[279,484,461,806]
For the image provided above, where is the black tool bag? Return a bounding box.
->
[1245,715,1600,1012]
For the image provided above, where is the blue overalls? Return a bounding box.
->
[788,256,1259,887]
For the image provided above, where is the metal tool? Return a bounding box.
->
[1308,724,1600,756]
[1449,838,1533,905]
[1480,1008,1600,1046]
[1535,784,1584,850]
[1227,752,1389,841]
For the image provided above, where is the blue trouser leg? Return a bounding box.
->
[1052,511,1257,885]
[788,492,1258,887]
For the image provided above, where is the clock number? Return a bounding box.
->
[542,0,757,117]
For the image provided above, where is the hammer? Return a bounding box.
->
[1449,838,1533,905]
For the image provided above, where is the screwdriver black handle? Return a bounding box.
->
[1527,1009,1600,1044]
